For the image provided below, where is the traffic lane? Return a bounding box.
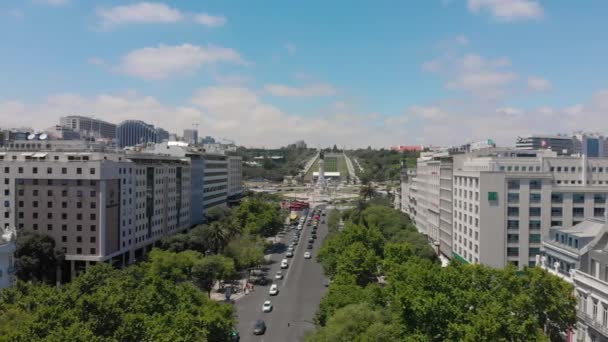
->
[236,226,299,341]
[261,214,329,341]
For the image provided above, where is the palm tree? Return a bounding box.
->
[359,183,376,201]
[201,222,230,254]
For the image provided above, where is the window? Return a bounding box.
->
[47,224,53,231]
[18,167,23,174]
[76,202,82,209]
[508,180,520,190]
[77,213,82,220]
[530,220,541,230]
[508,193,519,203]
[595,207,605,218]
[76,236,82,242]
[529,234,541,243]
[508,207,519,216]
[90,248,96,254]
[61,167,67,174]
[529,180,542,190]
[551,207,563,217]
[76,225,82,231]
[507,220,519,229]
[32,167,38,174]
[90,236,96,243]
[76,168,82,174]
[90,213,96,220]
[593,301,598,320]
[603,305,608,327]
[61,236,67,242]
[551,193,563,203]
[76,248,82,254]
[90,190,96,197]
[529,247,541,256]
[573,193,585,204]
[47,167,52,174]
[594,194,606,204]
[573,207,585,218]
[47,213,52,219]
[507,234,519,243]
[90,225,96,232]
[47,190,52,196]
[529,207,541,217]
[507,247,519,256]
[62,225,67,231]
[529,193,541,203]
[62,202,67,208]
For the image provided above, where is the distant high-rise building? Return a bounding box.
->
[156,128,170,143]
[201,136,216,144]
[116,120,157,148]
[183,129,198,145]
[573,132,608,158]
[45,125,81,140]
[516,134,574,155]
[59,116,116,140]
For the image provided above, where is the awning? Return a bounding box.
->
[20,152,34,157]
[32,153,48,158]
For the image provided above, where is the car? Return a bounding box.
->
[321,220,325,224]
[322,212,326,216]
[304,251,311,259]
[312,234,317,239]
[280,259,289,269]
[253,320,266,335]
[275,271,283,279]
[286,250,294,257]
[308,238,314,243]
[231,329,240,342]
[307,244,313,249]
[262,300,273,312]
[269,284,279,295]
[292,239,298,245]
[287,246,294,252]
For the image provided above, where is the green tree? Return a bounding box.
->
[14,232,64,284]
[359,183,376,200]
[223,235,265,270]
[192,255,236,297]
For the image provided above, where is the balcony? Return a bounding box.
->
[577,310,608,337]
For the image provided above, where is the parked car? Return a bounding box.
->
[304,251,311,259]
[262,300,273,312]
[253,320,266,335]
[312,234,317,239]
[269,284,279,295]
[308,238,314,243]
[307,244,313,249]
[286,250,294,258]
[280,259,289,269]
[275,271,283,279]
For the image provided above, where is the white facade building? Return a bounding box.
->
[227,156,243,199]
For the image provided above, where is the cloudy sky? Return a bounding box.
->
[1,0,608,148]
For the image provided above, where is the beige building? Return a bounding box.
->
[228,156,243,199]
[0,140,191,281]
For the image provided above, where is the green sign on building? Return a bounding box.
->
[488,191,498,201]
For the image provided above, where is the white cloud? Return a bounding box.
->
[88,57,105,66]
[284,43,297,55]
[264,83,337,97]
[467,0,543,21]
[422,59,443,73]
[195,13,226,27]
[527,76,552,91]
[96,2,183,28]
[455,34,469,45]
[408,105,448,120]
[118,44,245,80]
[35,0,70,6]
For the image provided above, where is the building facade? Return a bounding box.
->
[540,219,608,342]
[202,154,228,213]
[116,120,158,148]
[0,142,191,281]
[59,116,116,140]
[227,156,243,199]
[573,133,608,158]
[183,129,198,145]
[516,134,574,155]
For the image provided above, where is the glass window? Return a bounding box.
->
[594,194,606,204]
[573,193,585,204]
[551,207,563,217]
[573,207,585,218]
[551,193,563,203]
[507,220,519,229]
[507,234,519,243]
[507,247,519,256]
[529,220,541,230]
[508,180,520,190]
[508,207,519,216]
[529,207,541,217]
[529,247,541,256]
[529,193,541,203]
[595,207,605,218]
[508,193,519,203]
[529,234,541,243]
[529,180,542,190]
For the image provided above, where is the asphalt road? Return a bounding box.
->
[235,207,329,342]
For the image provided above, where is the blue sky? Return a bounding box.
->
[1,0,608,147]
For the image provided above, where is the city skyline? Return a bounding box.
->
[2,1,608,148]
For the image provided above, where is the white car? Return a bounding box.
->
[269,284,279,296]
[304,251,311,259]
[275,271,283,279]
[280,259,289,269]
[262,300,273,312]
[286,251,294,258]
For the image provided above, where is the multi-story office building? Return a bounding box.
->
[516,134,574,155]
[0,227,16,289]
[227,156,243,200]
[183,129,198,145]
[116,120,158,148]
[0,141,191,281]
[202,154,228,212]
[452,149,608,268]
[573,132,608,158]
[540,219,608,342]
[59,116,116,140]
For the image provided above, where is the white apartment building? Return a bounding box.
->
[452,149,608,268]
[203,154,228,212]
[540,219,608,342]
[0,140,191,281]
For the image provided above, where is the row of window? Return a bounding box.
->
[19,211,96,220]
[455,176,479,188]
[29,223,96,232]
[507,220,542,230]
[507,247,541,257]
[506,233,541,244]
[6,166,96,175]
[499,165,542,173]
